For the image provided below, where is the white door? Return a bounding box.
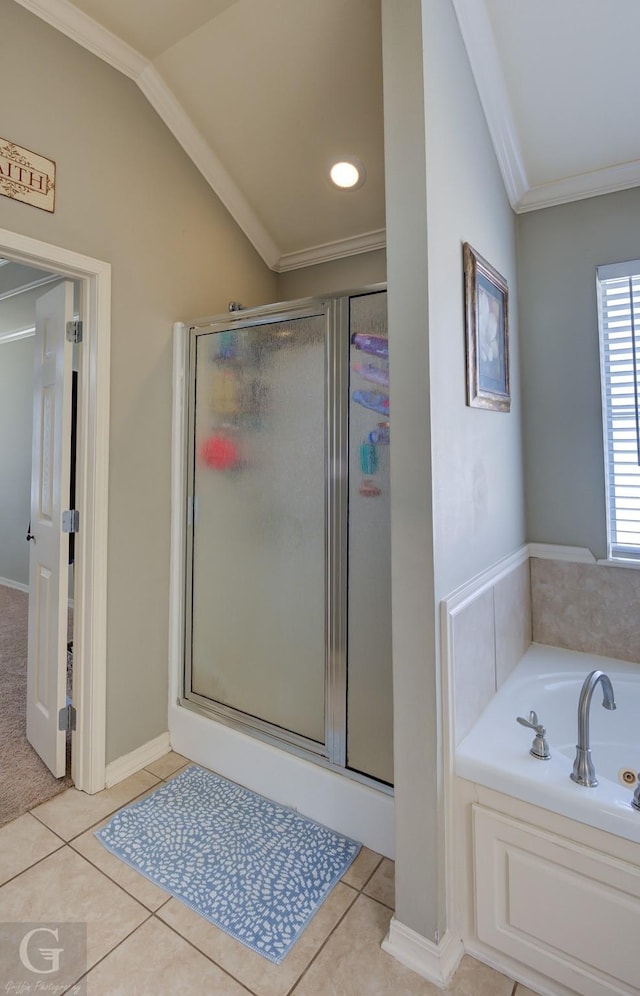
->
[26,281,74,777]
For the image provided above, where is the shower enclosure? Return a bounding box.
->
[181,288,392,787]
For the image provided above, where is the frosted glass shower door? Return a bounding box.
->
[186,312,327,746]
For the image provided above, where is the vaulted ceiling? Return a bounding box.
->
[453,0,640,212]
[11,0,640,273]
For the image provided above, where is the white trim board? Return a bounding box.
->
[12,0,383,273]
[274,229,386,273]
[440,545,530,947]
[0,326,35,344]
[452,0,640,214]
[382,920,464,988]
[0,226,110,796]
[105,732,171,787]
[527,543,596,564]
[450,0,527,209]
[0,577,29,593]
[0,274,59,303]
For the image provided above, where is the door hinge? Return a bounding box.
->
[66,320,83,344]
[62,509,80,534]
[58,703,77,732]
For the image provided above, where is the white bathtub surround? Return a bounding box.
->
[531,556,640,664]
[441,546,531,747]
[455,778,640,996]
[445,552,640,996]
[454,645,640,996]
[456,644,640,842]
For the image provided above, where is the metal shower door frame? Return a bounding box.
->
[181,296,351,770]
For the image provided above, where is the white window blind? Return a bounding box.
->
[598,260,640,560]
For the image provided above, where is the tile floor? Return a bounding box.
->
[0,753,539,995]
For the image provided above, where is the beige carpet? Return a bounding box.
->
[0,584,72,828]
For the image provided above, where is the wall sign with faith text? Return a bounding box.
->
[0,137,56,213]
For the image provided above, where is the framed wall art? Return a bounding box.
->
[463,242,510,412]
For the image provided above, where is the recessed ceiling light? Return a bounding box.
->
[329,157,366,190]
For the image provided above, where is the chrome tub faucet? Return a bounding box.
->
[571,670,616,788]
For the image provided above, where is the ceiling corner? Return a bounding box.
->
[12,0,146,79]
[516,160,640,214]
[137,65,281,270]
[13,0,282,270]
[274,229,386,273]
[451,0,529,209]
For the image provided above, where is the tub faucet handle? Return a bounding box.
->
[517,710,542,732]
[517,712,551,760]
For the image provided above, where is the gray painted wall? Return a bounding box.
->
[517,186,640,558]
[426,1,524,606]
[0,0,278,764]
[277,249,386,300]
[382,0,437,942]
[425,0,524,933]
[0,336,33,586]
[382,0,525,941]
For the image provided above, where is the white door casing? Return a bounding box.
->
[0,225,111,795]
[26,281,74,777]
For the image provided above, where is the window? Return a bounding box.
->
[597,259,640,560]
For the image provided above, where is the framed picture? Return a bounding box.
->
[463,242,510,412]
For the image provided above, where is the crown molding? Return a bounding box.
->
[452,0,640,216]
[15,0,382,274]
[13,0,280,270]
[12,0,146,79]
[517,159,640,213]
[451,0,528,210]
[274,228,386,273]
[137,66,281,269]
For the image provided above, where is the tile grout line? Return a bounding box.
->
[27,782,159,843]
[151,911,256,995]
[27,764,177,845]
[0,838,66,890]
[58,767,190,910]
[12,765,393,996]
[1,772,176,904]
[128,855,385,995]
[65,837,172,913]
[60,908,155,996]
[12,789,217,990]
[284,888,361,996]
[284,856,388,995]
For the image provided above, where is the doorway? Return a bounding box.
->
[0,226,111,800]
[0,264,80,821]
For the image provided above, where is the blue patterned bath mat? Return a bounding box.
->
[95,765,360,963]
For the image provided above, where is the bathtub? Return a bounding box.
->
[456,643,640,843]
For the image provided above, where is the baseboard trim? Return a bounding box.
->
[0,577,29,593]
[105,732,171,787]
[382,918,464,988]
